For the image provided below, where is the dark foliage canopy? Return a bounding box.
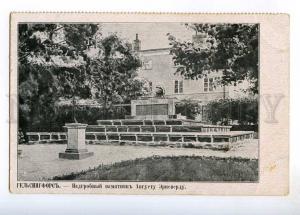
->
[18,24,147,131]
[168,24,259,94]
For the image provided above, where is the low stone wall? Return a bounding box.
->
[96,119,214,126]
[87,125,231,133]
[25,131,253,151]
[87,138,232,150]
[85,131,254,145]
[26,132,67,144]
[84,131,253,151]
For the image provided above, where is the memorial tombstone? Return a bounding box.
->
[59,123,94,160]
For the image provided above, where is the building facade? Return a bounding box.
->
[134,34,229,105]
[132,34,252,121]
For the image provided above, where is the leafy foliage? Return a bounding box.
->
[206,98,258,125]
[18,24,147,131]
[175,100,201,120]
[90,34,148,117]
[168,24,259,94]
[18,24,100,129]
[24,105,131,132]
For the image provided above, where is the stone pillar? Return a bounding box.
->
[59,123,94,160]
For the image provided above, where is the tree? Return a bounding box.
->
[90,34,147,118]
[168,24,259,94]
[18,24,100,131]
[18,24,149,132]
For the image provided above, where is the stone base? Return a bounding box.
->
[59,151,94,160]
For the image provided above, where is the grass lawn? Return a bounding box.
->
[53,156,258,182]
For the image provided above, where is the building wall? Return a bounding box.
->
[137,49,229,103]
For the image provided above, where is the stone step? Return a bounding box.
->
[26,131,253,150]
[85,131,254,144]
[87,124,231,133]
[96,119,221,126]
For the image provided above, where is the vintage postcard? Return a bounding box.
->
[9,13,289,195]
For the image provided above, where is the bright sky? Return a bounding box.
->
[101,23,195,50]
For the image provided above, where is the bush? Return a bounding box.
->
[231,124,258,132]
[175,100,201,120]
[206,98,258,125]
[23,104,131,132]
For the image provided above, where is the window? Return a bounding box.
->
[143,60,152,70]
[209,78,214,91]
[204,77,220,92]
[204,78,208,92]
[174,80,183,94]
[179,80,183,93]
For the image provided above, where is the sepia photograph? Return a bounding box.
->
[16,22,259,182]
[9,13,289,195]
[0,0,297,212]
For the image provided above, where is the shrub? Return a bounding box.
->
[206,98,258,125]
[23,104,131,132]
[175,100,201,120]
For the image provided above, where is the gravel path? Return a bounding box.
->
[17,140,258,181]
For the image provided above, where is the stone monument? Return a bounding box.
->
[131,97,177,120]
[59,123,94,160]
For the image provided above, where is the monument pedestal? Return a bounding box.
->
[131,97,178,120]
[59,123,94,160]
